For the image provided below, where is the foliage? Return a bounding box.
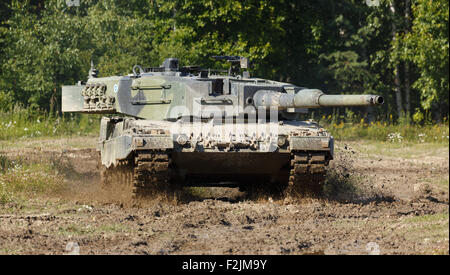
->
[0,0,448,120]
[395,0,449,111]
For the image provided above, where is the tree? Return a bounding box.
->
[397,0,449,119]
[0,0,447,121]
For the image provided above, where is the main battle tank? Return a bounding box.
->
[62,57,383,197]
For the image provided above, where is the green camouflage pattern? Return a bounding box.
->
[61,58,382,187]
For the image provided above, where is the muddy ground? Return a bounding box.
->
[0,137,448,255]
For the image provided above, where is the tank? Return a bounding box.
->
[62,57,383,197]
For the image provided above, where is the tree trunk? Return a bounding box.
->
[432,101,441,123]
[390,1,404,117]
[50,88,57,116]
[404,0,411,116]
[404,62,411,115]
[393,67,403,117]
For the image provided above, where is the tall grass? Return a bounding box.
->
[0,105,99,140]
[317,115,449,143]
[0,155,63,204]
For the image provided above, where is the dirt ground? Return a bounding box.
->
[0,137,448,255]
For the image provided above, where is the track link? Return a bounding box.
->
[286,151,328,197]
[100,150,172,198]
[132,151,171,197]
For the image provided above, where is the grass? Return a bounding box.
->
[0,248,23,255]
[342,140,449,159]
[0,155,64,205]
[400,212,449,253]
[405,212,449,223]
[429,178,449,188]
[0,136,98,151]
[0,105,100,140]
[322,120,449,143]
[332,212,449,254]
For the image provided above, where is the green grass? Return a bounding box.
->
[0,106,100,140]
[0,155,64,205]
[322,120,449,143]
[0,248,23,255]
[429,178,450,188]
[332,212,449,254]
[405,212,449,223]
[0,136,98,151]
[401,213,449,250]
[343,140,449,159]
[184,187,216,198]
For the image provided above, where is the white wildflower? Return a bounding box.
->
[418,133,426,143]
[387,132,403,143]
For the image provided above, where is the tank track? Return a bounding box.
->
[132,151,171,197]
[286,151,328,197]
[99,150,327,198]
[100,150,171,198]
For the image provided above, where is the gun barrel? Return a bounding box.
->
[253,89,384,109]
[317,94,384,106]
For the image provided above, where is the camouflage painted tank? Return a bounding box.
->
[62,57,383,197]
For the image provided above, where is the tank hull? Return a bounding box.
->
[97,117,333,165]
[97,117,332,195]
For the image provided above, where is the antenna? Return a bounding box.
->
[88,60,99,78]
